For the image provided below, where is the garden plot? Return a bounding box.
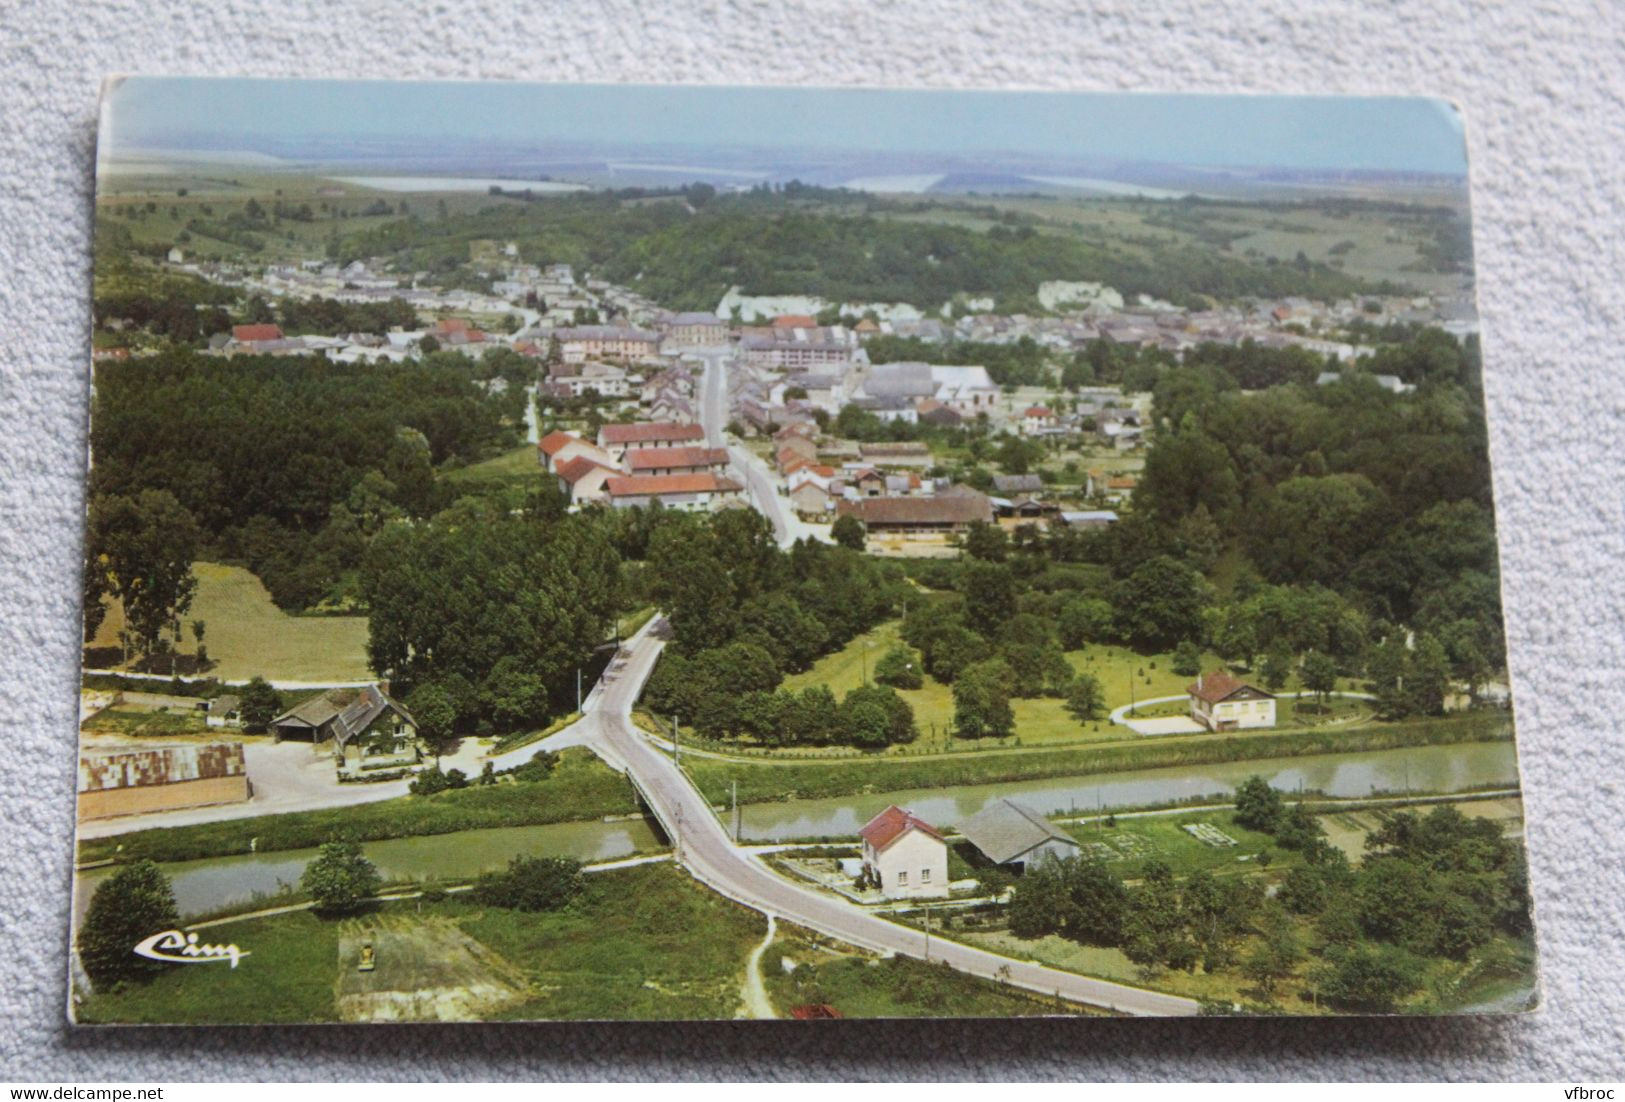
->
[1182,823,1238,848]
[1077,832,1161,863]
[335,914,531,1022]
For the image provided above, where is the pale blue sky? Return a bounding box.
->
[102,77,1467,174]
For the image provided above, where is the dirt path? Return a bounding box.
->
[738,912,778,1020]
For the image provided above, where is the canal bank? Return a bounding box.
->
[73,816,665,926]
[733,740,1521,842]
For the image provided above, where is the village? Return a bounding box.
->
[98,240,1480,557]
[75,133,1530,1023]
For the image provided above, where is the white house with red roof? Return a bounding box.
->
[554,455,618,506]
[596,421,707,462]
[537,429,616,474]
[1188,671,1276,732]
[625,446,730,478]
[603,472,743,512]
[1021,405,1058,435]
[858,805,949,900]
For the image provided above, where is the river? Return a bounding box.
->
[74,817,662,924]
[737,741,1521,842]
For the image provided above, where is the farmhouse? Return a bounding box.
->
[205,694,242,729]
[554,455,618,506]
[596,421,706,461]
[603,472,743,511]
[78,742,251,821]
[537,430,616,474]
[625,446,730,477]
[858,805,949,900]
[787,466,838,517]
[1188,671,1277,732]
[960,798,1082,872]
[270,683,418,754]
[837,491,992,539]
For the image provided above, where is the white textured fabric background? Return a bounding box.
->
[2,0,1622,1080]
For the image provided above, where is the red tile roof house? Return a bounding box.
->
[1021,406,1058,435]
[554,455,618,506]
[1188,671,1277,732]
[536,430,616,473]
[595,421,706,461]
[625,446,729,478]
[859,805,949,900]
[603,472,743,512]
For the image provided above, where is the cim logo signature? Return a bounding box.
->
[133,929,250,969]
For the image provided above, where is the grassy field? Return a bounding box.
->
[443,444,546,485]
[684,711,1515,807]
[763,927,1098,1018]
[87,561,373,682]
[77,749,639,865]
[782,619,1260,751]
[79,706,212,739]
[76,864,765,1024]
[98,169,520,267]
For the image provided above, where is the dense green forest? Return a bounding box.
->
[334,187,1388,312]
[88,352,524,612]
[362,496,624,736]
[885,327,1503,729]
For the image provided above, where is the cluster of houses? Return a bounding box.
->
[858,287,1478,358]
[540,421,743,512]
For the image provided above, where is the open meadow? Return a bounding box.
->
[87,561,372,682]
[75,864,764,1024]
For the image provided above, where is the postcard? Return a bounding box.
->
[73,77,1535,1022]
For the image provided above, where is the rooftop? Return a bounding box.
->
[960,799,1080,865]
[859,805,945,852]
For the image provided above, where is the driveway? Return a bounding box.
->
[1129,715,1206,736]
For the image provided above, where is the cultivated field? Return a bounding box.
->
[87,561,372,682]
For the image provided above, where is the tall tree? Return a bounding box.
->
[87,490,200,663]
[77,860,180,988]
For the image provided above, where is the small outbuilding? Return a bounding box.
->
[960,798,1082,872]
[204,694,242,729]
[858,805,949,900]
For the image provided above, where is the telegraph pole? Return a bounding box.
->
[731,780,739,843]
[576,667,582,712]
[924,904,931,960]
[672,714,680,768]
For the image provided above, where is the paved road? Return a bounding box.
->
[577,616,1198,1017]
[691,348,804,548]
